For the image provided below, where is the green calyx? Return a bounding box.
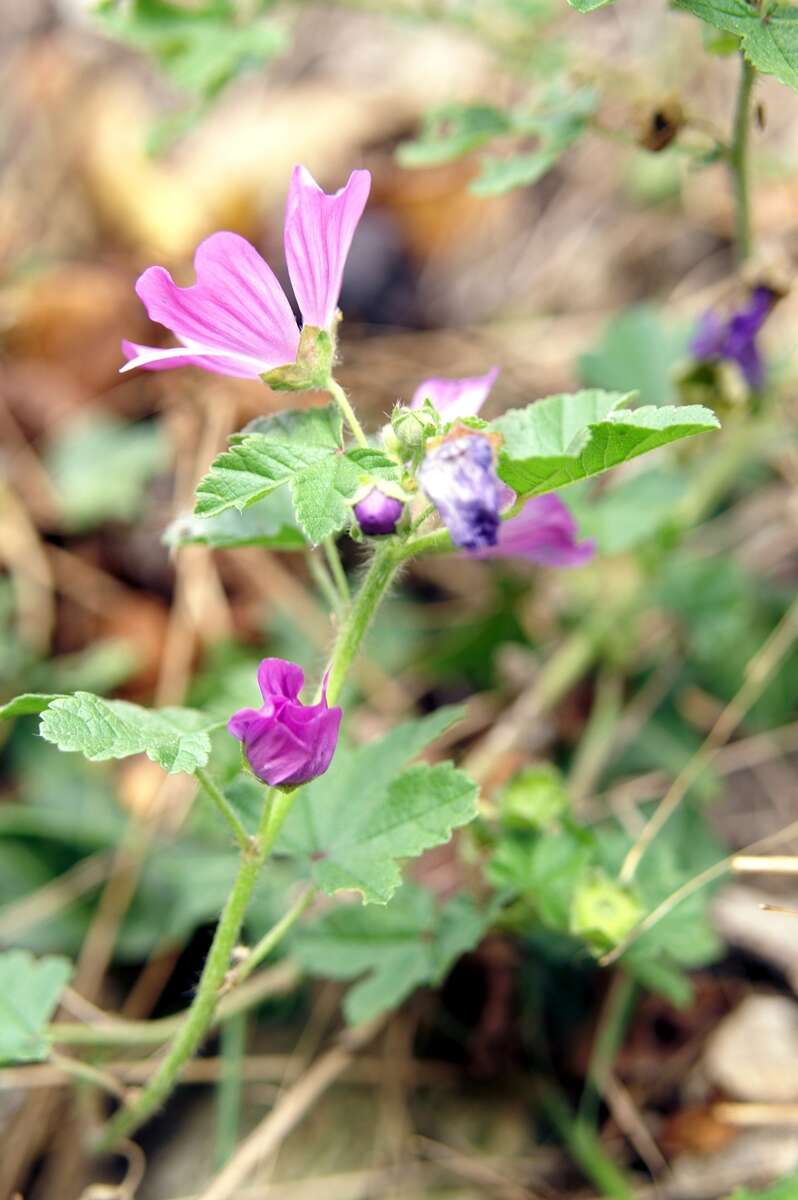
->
[262,326,334,392]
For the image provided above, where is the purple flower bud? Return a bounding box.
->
[690,285,776,390]
[353,487,404,535]
[419,433,502,551]
[228,658,342,789]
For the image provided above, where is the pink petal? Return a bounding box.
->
[411,368,500,421]
[257,658,305,702]
[120,339,268,379]
[130,232,300,375]
[284,165,371,331]
[470,494,595,567]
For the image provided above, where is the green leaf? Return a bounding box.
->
[491,390,719,499]
[568,0,615,9]
[0,950,72,1064]
[397,104,512,167]
[165,490,307,550]
[96,0,288,100]
[276,707,478,904]
[579,306,691,408]
[490,825,595,930]
[471,88,595,196]
[294,884,490,1024]
[45,415,168,532]
[566,468,689,554]
[0,694,61,719]
[15,693,224,775]
[195,404,368,544]
[673,1,798,92]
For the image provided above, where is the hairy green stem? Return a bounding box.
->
[49,961,300,1048]
[325,377,369,448]
[730,54,756,264]
[234,885,316,987]
[323,537,351,607]
[94,786,296,1150]
[324,541,401,706]
[195,767,251,852]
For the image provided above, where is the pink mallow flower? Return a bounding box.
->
[414,370,594,568]
[228,658,342,789]
[121,165,371,378]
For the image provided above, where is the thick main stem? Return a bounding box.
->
[95,787,295,1151]
[730,54,756,264]
[324,541,400,706]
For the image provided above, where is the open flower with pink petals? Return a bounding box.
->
[415,370,594,568]
[121,165,370,378]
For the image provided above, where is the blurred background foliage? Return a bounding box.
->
[1,0,798,1197]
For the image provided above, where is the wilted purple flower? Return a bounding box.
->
[121,166,371,377]
[411,367,500,422]
[690,286,776,390]
[228,658,342,789]
[413,369,591,566]
[419,433,502,551]
[353,488,404,536]
[472,493,594,567]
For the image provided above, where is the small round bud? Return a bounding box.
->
[391,403,438,451]
[500,764,568,832]
[570,870,642,954]
[353,487,404,536]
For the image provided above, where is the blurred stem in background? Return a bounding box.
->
[730,54,756,263]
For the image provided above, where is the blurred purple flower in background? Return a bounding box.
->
[415,371,593,567]
[228,658,342,789]
[353,488,405,535]
[121,166,371,377]
[690,285,776,389]
[419,433,503,551]
[475,492,594,567]
[411,367,500,422]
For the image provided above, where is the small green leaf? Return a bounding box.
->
[164,489,307,551]
[0,694,61,719]
[95,0,288,100]
[294,884,490,1024]
[568,0,615,9]
[673,0,798,92]
[491,390,719,499]
[397,104,512,167]
[26,693,223,775]
[195,405,360,544]
[0,950,72,1064]
[45,415,168,532]
[277,708,478,904]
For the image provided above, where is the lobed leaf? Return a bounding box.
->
[277,707,478,904]
[294,884,490,1024]
[673,0,798,92]
[0,692,224,775]
[0,950,72,1064]
[491,390,719,498]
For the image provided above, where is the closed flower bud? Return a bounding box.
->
[570,869,642,954]
[353,487,404,536]
[228,658,342,789]
[391,403,438,451]
[418,432,502,551]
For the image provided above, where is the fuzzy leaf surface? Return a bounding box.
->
[276,708,478,903]
[0,951,72,1064]
[294,884,490,1024]
[673,1,798,92]
[491,390,719,498]
[34,693,222,775]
